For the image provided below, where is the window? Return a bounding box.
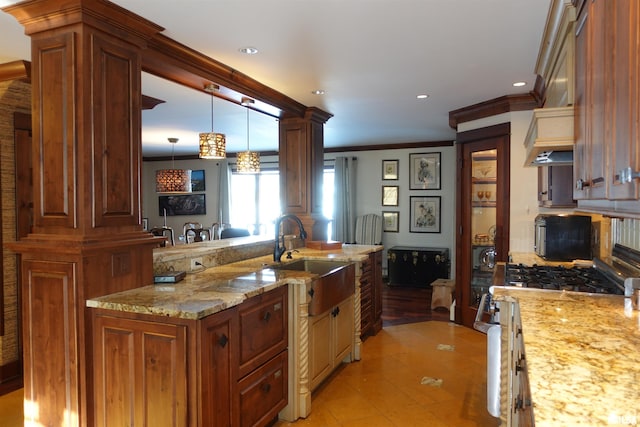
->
[230,168,280,236]
[229,166,335,237]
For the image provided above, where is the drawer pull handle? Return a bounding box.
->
[218,334,228,348]
[263,311,272,322]
[332,306,341,317]
[308,288,315,298]
[261,383,271,393]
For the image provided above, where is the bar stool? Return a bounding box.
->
[430,278,455,311]
[150,226,175,247]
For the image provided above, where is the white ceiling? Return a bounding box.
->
[0,0,551,157]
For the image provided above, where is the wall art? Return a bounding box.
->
[409,196,441,233]
[409,152,441,190]
[382,185,399,206]
[159,194,206,216]
[382,159,399,180]
[382,211,399,233]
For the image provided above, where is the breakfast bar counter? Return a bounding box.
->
[492,287,640,426]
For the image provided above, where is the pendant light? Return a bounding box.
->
[236,97,260,174]
[155,138,192,193]
[199,83,226,159]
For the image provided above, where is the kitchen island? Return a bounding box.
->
[492,286,640,426]
[87,241,382,425]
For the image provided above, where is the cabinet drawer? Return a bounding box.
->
[238,350,288,427]
[238,286,288,378]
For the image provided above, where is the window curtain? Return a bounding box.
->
[218,159,231,225]
[333,156,357,243]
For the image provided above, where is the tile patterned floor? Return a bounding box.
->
[0,322,499,427]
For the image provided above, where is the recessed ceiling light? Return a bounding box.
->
[239,46,258,55]
[311,90,325,95]
[513,81,526,87]
[416,94,429,99]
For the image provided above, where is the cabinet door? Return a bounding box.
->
[333,297,354,366]
[200,307,237,427]
[93,314,189,427]
[574,6,589,200]
[309,310,332,390]
[455,124,510,328]
[610,1,640,199]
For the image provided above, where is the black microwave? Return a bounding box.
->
[534,214,592,261]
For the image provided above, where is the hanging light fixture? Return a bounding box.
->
[156,138,192,193]
[199,83,226,159]
[237,97,260,174]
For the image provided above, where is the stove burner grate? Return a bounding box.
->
[505,264,623,295]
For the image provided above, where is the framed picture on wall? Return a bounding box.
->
[191,169,205,191]
[159,194,206,216]
[409,152,441,190]
[409,196,441,233]
[382,159,399,180]
[382,185,399,206]
[382,211,399,232]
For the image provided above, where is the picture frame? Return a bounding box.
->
[191,169,206,191]
[409,152,441,190]
[382,159,399,180]
[159,194,206,216]
[142,217,149,231]
[382,185,399,206]
[409,196,441,233]
[382,211,399,233]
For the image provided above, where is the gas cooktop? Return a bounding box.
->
[505,263,624,295]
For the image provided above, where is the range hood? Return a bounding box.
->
[524,106,574,166]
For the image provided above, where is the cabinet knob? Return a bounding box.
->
[263,311,272,322]
[218,333,228,348]
[261,382,271,393]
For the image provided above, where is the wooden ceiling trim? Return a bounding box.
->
[448,91,542,129]
[143,33,311,120]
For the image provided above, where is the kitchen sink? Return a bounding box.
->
[272,259,355,315]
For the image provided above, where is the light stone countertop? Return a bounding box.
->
[492,287,640,426]
[87,245,381,320]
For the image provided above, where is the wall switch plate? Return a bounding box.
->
[190,257,203,271]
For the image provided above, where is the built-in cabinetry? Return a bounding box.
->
[92,286,288,427]
[309,296,354,391]
[455,124,510,328]
[360,250,383,339]
[574,0,640,210]
[538,165,576,207]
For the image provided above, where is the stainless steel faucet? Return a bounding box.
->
[274,214,308,262]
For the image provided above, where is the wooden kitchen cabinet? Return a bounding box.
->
[309,295,354,391]
[92,285,288,427]
[92,314,191,427]
[538,165,576,208]
[360,250,383,340]
[573,0,608,200]
[574,0,640,204]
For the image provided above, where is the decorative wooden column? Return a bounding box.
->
[279,107,333,240]
[3,1,162,425]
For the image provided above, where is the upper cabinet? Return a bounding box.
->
[574,0,640,213]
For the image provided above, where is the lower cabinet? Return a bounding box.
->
[360,250,383,340]
[387,246,450,287]
[92,285,288,427]
[309,295,354,391]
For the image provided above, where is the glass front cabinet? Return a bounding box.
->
[455,124,510,328]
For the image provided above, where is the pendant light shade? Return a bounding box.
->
[156,138,192,193]
[199,132,226,159]
[237,98,260,174]
[199,83,226,159]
